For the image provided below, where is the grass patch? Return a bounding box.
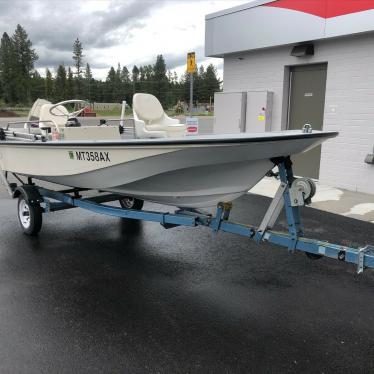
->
[13,110,30,116]
[94,108,132,117]
[166,111,214,117]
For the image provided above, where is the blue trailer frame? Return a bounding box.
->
[6,158,374,274]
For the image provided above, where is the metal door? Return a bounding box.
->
[288,64,327,178]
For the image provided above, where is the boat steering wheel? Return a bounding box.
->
[49,99,88,118]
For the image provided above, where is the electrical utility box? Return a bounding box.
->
[213,92,247,134]
[214,91,273,134]
[245,91,273,133]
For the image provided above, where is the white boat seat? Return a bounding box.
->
[27,98,51,122]
[39,103,69,129]
[133,93,186,138]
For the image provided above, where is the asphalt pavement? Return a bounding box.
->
[0,189,373,374]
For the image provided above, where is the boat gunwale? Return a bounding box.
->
[0,131,338,147]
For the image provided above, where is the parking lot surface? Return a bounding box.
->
[0,192,373,373]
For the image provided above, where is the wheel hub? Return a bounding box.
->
[19,199,31,229]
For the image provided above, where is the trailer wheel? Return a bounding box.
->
[17,196,42,235]
[119,197,144,210]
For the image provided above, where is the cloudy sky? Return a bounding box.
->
[0,0,248,80]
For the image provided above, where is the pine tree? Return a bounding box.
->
[105,66,116,102]
[12,24,38,104]
[153,55,168,106]
[30,70,44,101]
[120,66,130,83]
[172,71,182,103]
[144,65,154,94]
[196,65,205,102]
[166,70,174,108]
[72,38,84,96]
[0,32,16,103]
[95,80,105,102]
[45,68,53,100]
[54,64,66,102]
[120,66,132,103]
[84,63,92,80]
[66,67,74,96]
[89,78,99,102]
[167,70,181,108]
[138,66,145,92]
[84,63,92,101]
[132,65,139,95]
[183,70,198,104]
[203,64,221,102]
[114,63,122,102]
[72,38,84,77]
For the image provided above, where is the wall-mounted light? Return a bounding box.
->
[291,43,314,57]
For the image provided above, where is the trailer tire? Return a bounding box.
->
[119,197,144,210]
[17,195,42,235]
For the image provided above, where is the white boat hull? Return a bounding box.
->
[0,131,338,207]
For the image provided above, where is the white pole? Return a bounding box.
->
[120,100,126,128]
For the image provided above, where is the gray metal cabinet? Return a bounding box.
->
[214,91,273,134]
[213,92,246,134]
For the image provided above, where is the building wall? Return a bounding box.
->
[223,33,374,194]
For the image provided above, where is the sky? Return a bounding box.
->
[0,0,248,80]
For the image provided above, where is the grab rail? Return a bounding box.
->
[2,117,137,140]
[5,120,55,133]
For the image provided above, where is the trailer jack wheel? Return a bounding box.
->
[119,197,144,210]
[17,195,42,235]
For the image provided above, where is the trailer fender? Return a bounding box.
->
[13,185,43,205]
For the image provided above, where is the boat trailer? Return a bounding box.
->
[1,157,373,274]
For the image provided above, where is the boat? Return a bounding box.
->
[0,131,338,208]
[0,96,338,208]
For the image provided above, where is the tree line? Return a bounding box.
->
[0,25,221,109]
